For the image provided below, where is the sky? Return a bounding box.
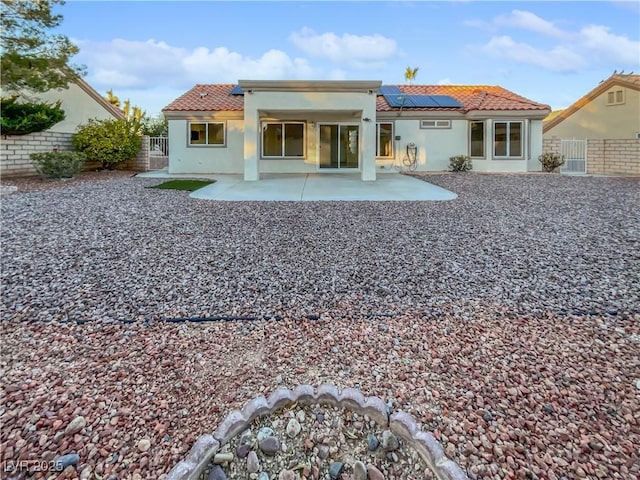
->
[54,1,640,117]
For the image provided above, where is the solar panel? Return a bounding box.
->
[230,85,244,95]
[405,95,439,107]
[430,95,462,107]
[377,85,402,96]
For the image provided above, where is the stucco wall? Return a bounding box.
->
[544,86,640,140]
[28,83,120,134]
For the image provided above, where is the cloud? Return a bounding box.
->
[578,25,640,64]
[467,10,639,72]
[75,38,317,90]
[437,78,452,85]
[495,10,568,38]
[480,36,586,72]
[289,27,399,69]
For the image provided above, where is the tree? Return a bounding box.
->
[404,66,419,85]
[0,0,85,93]
[105,89,121,108]
[0,96,65,135]
[142,113,168,137]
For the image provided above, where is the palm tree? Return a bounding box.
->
[105,89,120,107]
[404,66,419,85]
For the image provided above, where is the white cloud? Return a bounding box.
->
[75,38,318,91]
[578,25,640,64]
[495,10,568,38]
[289,27,399,69]
[467,10,639,72]
[480,36,586,72]
[437,78,452,85]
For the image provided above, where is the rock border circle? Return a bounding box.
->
[166,384,468,480]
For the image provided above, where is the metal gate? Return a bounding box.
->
[560,139,587,174]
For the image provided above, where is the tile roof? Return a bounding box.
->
[162,84,243,112]
[376,85,549,112]
[163,83,549,113]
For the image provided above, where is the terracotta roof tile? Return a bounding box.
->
[164,83,549,113]
[162,84,243,112]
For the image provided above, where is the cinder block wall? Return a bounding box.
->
[1,133,150,177]
[587,139,640,176]
[543,138,639,176]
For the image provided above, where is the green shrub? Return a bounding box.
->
[73,119,142,170]
[0,96,65,135]
[30,151,85,178]
[449,154,472,172]
[538,152,565,172]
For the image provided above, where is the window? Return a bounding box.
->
[189,122,225,146]
[420,119,451,129]
[493,121,523,158]
[470,121,485,158]
[376,122,393,157]
[262,122,304,157]
[607,89,624,105]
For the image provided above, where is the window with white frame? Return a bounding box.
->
[376,122,394,157]
[493,121,523,158]
[262,122,304,157]
[420,119,451,129]
[470,121,485,158]
[189,122,225,146]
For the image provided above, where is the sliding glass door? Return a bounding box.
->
[318,124,359,170]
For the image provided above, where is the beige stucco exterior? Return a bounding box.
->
[19,79,124,133]
[544,76,640,140]
[164,80,549,179]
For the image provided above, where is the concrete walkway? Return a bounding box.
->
[136,171,457,201]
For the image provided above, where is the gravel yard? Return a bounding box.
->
[1,173,639,480]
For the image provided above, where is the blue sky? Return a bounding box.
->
[56,1,640,116]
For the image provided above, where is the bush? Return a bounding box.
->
[73,119,142,170]
[0,96,65,135]
[30,151,85,178]
[538,152,565,172]
[449,154,472,172]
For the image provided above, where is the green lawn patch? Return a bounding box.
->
[152,179,215,191]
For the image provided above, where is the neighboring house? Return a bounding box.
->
[26,77,125,132]
[543,73,640,140]
[1,78,125,177]
[162,80,550,181]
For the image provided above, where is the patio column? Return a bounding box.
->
[244,101,259,181]
[360,109,377,181]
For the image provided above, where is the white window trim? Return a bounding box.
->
[188,121,226,147]
[469,120,486,159]
[376,122,394,158]
[420,119,451,129]
[261,121,306,159]
[493,120,524,159]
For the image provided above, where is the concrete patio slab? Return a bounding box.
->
[136,171,457,201]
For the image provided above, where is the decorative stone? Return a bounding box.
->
[246,451,260,473]
[382,430,399,452]
[258,436,280,456]
[366,433,379,451]
[353,461,367,480]
[286,418,302,438]
[236,444,250,458]
[328,461,344,479]
[278,470,297,480]
[137,438,151,452]
[208,465,227,480]
[64,417,86,436]
[258,473,269,480]
[257,427,275,441]
[213,452,234,464]
[317,444,330,459]
[367,464,385,480]
[53,453,79,471]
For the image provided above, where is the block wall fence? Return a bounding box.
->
[543,138,640,176]
[1,133,153,177]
